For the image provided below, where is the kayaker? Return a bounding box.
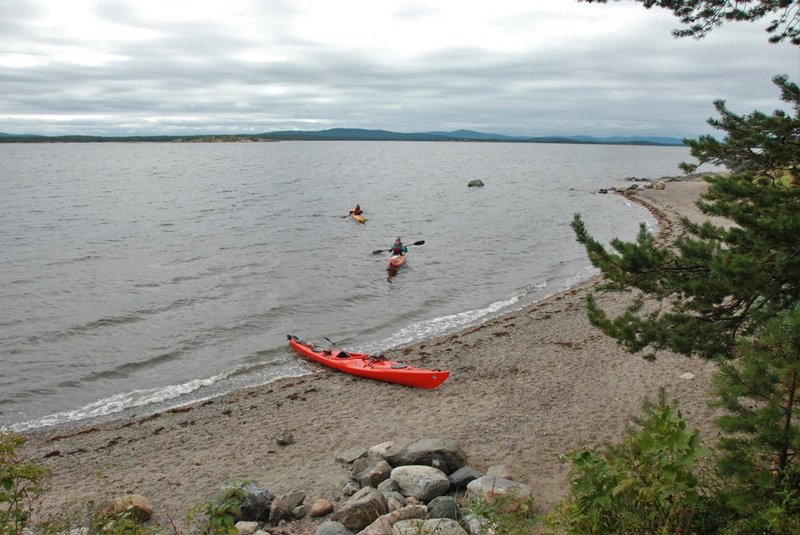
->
[389,237,407,255]
[350,204,363,216]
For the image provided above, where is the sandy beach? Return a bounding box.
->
[20,178,721,533]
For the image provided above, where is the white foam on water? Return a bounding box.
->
[8,372,231,432]
[382,293,527,350]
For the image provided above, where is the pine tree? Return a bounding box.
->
[572,75,800,362]
[568,1,800,530]
[714,310,800,486]
[580,0,800,44]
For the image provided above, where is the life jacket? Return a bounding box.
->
[391,243,405,255]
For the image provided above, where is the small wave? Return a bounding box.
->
[9,359,311,432]
[44,254,101,267]
[9,372,229,432]
[79,350,183,383]
[21,294,222,345]
[384,294,522,349]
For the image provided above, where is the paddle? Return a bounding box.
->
[342,209,365,218]
[323,336,355,358]
[372,240,425,255]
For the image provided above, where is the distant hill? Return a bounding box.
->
[0,132,43,138]
[254,128,455,141]
[0,128,685,146]
[254,128,684,146]
[565,134,686,146]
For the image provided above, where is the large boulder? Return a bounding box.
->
[390,465,450,501]
[355,459,392,488]
[426,496,459,520]
[309,498,334,517]
[447,466,481,490]
[356,504,427,535]
[367,441,395,460]
[383,438,467,474]
[352,457,392,486]
[269,490,305,525]
[330,487,388,532]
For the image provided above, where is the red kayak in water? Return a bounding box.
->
[387,253,406,270]
[287,335,449,389]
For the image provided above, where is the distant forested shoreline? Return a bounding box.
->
[0,128,685,146]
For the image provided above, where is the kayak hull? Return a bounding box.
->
[387,254,406,269]
[351,212,366,224]
[287,335,448,389]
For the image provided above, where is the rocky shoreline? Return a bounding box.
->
[20,176,722,534]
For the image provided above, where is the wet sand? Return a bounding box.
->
[21,178,721,533]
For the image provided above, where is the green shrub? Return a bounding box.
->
[37,505,165,535]
[465,491,542,534]
[1,430,51,534]
[548,391,712,534]
[187,483,245,535]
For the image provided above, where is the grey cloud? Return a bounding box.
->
[2,0,797,137]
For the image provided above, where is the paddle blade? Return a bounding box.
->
[412,240,425,246]
[372,249,386,255]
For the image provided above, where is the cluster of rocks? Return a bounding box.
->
[204,437,532,535]
[597,173,707,195]
[597,179,665,195]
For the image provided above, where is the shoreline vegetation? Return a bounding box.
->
[0,128,685,146]
[19,176,718,533]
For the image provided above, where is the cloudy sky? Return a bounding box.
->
[1,0,797,138]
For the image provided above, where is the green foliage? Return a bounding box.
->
[681,75,800,185]
[187,483,245,535]
[573,172,800,361]
[580,0,800,44]
[566,1,800,532]
[465,491,542,534]
[709,308,800,533]
[0,430,51,534]
[548,391,712,534]
[37,505,164,535]
[572,78,800,361]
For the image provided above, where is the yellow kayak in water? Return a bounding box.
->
[350,210,366,224]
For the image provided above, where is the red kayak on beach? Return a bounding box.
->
[287,335,449,389]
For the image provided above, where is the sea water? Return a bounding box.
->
[0,140,692,430]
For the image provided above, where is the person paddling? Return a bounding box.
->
[350,204,363,216]
[389,237,407,256]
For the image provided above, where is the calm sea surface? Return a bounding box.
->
[1,141,690,430]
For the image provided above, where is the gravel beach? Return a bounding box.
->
[20,178,722,533]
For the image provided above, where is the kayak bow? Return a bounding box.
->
[387,253,406,269]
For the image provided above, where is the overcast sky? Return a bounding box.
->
[2,0,797,138]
